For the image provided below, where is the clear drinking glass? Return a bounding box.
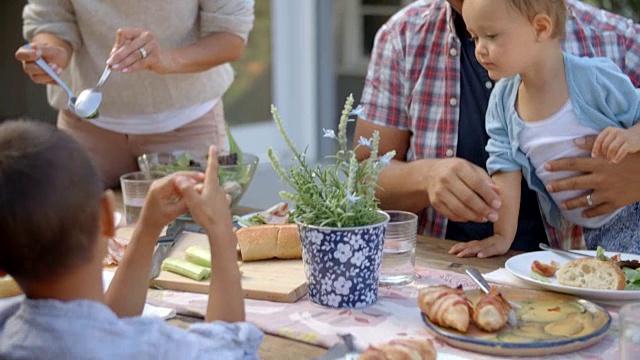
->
[620,302,640,360]
[119,171,166,225]
[379,210,418,286]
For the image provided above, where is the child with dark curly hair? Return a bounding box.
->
[0,120,262,358]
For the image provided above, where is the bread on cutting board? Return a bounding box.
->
[556,258,626,290]
[236,224,302,261]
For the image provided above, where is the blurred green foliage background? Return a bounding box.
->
[586,0,640,20]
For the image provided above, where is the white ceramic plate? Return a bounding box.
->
[505,250,640,301]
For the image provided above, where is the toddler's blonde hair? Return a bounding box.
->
[507,0,567,39]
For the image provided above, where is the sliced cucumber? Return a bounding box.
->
[162,258,211,281]
[185,246,211,268]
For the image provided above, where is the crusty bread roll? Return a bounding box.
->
[0,275,22,298]
[236,224,302,261]
[359,339,436,360]
[556,258,626,290]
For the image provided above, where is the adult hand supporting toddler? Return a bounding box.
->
[545,136,640,218]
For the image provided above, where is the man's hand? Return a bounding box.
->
[546,136,640,217]
[448,235,512,258]
[423,158,502,223]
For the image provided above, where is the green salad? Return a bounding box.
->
[596,246,640,290]
[148,127,256,208]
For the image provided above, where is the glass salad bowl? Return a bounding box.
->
[138,150,259,208]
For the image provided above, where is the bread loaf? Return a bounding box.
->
[236,224,302,261]
[556,258,626,290]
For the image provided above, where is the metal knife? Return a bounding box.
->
[539,243,595,258]
[149,220,185,279]
[466,267,519,328]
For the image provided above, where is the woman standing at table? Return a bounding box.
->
[14,0,254,188]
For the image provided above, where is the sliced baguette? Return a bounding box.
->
[236,224,302,261]
[556,258,626,290]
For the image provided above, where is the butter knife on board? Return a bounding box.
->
[150,220,185,279]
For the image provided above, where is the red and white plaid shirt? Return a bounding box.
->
[360,0,640,250]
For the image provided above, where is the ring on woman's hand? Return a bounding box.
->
[139,47,148,59]
[586,193,594,206]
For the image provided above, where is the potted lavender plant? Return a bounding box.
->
[268,95,395,308]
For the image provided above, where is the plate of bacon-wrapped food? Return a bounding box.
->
[418,285,610,357]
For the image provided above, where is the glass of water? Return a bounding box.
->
[620,302,640,360]
[379,210,418,286]
[120,171,166,225]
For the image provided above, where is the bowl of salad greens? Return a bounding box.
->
[138,150,259,208]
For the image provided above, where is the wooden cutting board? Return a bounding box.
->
[149,231,308,303]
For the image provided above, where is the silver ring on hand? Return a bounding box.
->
[586,193,594,207]
[139,47,148,59]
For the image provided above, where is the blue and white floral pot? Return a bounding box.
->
[297,212,390,308]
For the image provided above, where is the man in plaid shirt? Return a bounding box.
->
[355,0,640,254]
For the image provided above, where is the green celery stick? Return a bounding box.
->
[161,258,211,281]
[185,246,211,268]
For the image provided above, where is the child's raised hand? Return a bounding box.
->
[175,146,233,233]
[448,235,512,258]
[592,127,640,164]
[139,171,205,231]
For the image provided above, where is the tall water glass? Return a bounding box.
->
[120,171,165,225]
[620,302,640,360]
[379,210,418,286]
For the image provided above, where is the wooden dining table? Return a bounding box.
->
[158,204,522,359]
[113,190,522,359]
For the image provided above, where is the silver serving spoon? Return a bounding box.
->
[24,44,77,114]
[466,267,518,327]
[74,65,112,119]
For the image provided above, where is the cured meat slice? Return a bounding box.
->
[103,235,130,266]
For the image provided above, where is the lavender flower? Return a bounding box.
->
[358,136,372,148]
[345,190,361,203]
[323,128,337,139]
[268,94,396,228]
